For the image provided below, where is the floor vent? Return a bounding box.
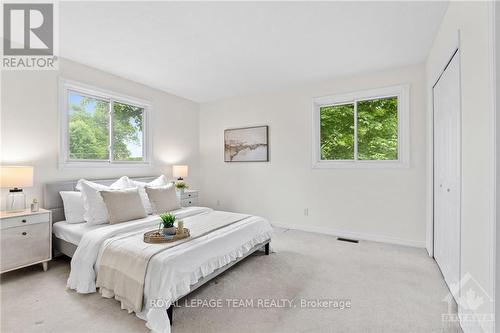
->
[337,237,359,244]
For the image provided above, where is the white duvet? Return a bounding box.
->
[67,206,273,333]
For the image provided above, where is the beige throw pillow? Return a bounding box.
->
[126,175,169,214]
[100,188,147,224]
[145,184,181,214]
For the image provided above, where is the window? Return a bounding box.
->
[60,80,151,166]
[313,85,409,168]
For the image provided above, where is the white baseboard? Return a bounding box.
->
[271,221,426,248]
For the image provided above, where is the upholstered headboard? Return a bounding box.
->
[44,176,160,223]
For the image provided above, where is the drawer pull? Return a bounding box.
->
[22,232,27,236]
[22,219,26,223]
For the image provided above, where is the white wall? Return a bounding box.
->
[199,64,427,247]
[0,58,200,209]
[495,1,499,331]
[426,2,496,332]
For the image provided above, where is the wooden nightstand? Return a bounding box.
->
[0,209,52,273]
[177,190,199,207]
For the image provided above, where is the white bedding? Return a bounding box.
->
[53,220,106,245]
[53,207,206,246]
[66,206,273,333]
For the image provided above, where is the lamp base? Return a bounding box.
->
[7,189,26,212]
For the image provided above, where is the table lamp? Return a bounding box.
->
[172,165,188,181]
[0,166,33,212]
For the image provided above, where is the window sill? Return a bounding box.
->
[312,160,410,169]
[59,161,152,169]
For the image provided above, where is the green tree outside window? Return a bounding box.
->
[320,96,398,161]
[68,92,145,161]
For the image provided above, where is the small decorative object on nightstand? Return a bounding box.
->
[175,180,188,195]
[0,208,52,273]
[177,189,199,207]
[31,198,39,212]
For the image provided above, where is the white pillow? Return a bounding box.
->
[127,175,169,214]
[59,191,86,224]
[111,176,132,189]
[76,177,131,225]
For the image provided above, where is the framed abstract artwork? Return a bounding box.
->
[224,126,269,162]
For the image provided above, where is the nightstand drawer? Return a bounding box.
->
[178,191,199,200]
[1,212,50,229]
[181,197,199,207]
[1,223,51,272]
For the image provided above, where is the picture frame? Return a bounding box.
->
[224,126,269,162]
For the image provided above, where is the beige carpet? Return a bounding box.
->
[1,227,462,333]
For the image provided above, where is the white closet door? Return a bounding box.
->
[433,51,461,291]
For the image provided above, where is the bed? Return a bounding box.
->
[45,177,272,333]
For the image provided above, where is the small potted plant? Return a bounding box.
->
[159,212,177,236]
[175,181,189,194]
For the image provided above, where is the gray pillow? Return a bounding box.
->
[145,184,181,214]
[100,188,147,224]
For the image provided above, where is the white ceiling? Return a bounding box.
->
[60,1,448,103]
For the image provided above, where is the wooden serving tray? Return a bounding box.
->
[144,228,190,244]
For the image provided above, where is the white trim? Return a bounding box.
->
[312,84,410,169]
[109,100,114,162]
[271,221,425,248]
[457,45,465,329]
[58,78,152,168]
[60,161,152,168]
[489,1,498,332]
[61,78,151,106]
[354,101,358,161]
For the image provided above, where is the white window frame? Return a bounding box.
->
[59,79,152,168]
[312,84,410,169]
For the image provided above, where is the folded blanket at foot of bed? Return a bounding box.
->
[96,211,251,312]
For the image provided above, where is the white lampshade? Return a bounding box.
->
[0,166,34,188]
[172,165,188,179]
